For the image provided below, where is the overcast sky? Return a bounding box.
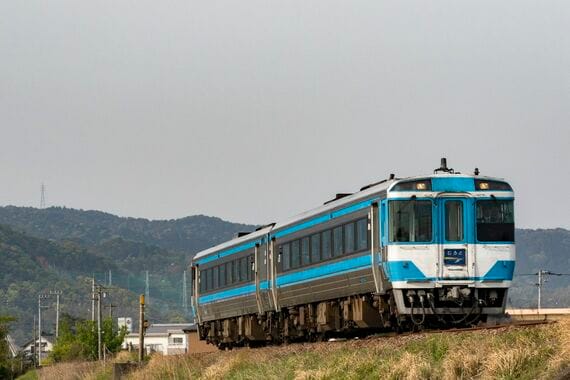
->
[1,1,568,229]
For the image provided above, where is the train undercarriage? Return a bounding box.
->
[198,287,508,348]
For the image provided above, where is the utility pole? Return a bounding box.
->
[97,285,103,361]
[182,270,188,313]
[536,269,552,313]
[108,270,112,286]
[91,276,96,322]
[138,294,145,363]
[37,294,49,366]
[50,290,62,339]
[32,315,36,367]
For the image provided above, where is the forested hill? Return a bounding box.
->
[0,206,255,253]
[0,207,256,345]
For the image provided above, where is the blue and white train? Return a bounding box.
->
[191,159,515,346]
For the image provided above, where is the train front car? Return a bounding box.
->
[385,163,515,327]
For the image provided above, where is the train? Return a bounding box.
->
[190,159,515,347]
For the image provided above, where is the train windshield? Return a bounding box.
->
[476,200,514,242]
[389,200,432,242]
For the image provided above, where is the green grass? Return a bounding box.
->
[16,369,38,380]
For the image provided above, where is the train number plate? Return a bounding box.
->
[444,249,466,266]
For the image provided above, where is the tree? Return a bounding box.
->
[0,315,17,379]
[50,317,127,362]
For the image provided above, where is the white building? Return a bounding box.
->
[123,323,192,355]
[21,335,54,361]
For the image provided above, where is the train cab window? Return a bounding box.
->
[333,226,343,256]
[445,201,463,241]
[282,244,291,271]
[476,200,514,242]
[301,237,310,265]
[322,230,332,260]
[240,257,247,282]
[219,264,226,287]
[356,219,368,251]
[310,233,321,262]
[389,200,433,242]
[344,223,355,253]
[291,240,300,268]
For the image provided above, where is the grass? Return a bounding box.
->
[16,369,38,380]
[35,319,570,380]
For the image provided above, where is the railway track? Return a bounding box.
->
[357,319,555,342]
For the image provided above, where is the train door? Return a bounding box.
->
[437,197,472,279]
[254,239,273,314]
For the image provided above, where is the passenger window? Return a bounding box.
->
[207,268,213,291]
[445,201,463,241]
[322,230,332,260]
[200,270,206,292]
[249,255,254,281]
[219,264,226,287]
[240,257,247,282]
[282,244,291,271]
[234,259,240,283]
[310,234,321,262]
[227,261,233,284]
[356,219,368,251]
[291,240,300,268]
[213,266,219,289]
[344,223,355,253]
[301,237,310,265]
[333,226,343,257]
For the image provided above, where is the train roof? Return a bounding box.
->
[192,171,511,262]
[192,177,395,262]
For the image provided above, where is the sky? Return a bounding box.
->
[0,1,568,229]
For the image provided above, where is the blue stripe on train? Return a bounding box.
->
[198,258,514,304]
[198,255,371,304]
[385,260,515,282]
[276,254,371,287]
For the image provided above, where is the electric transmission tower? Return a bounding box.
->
[182,270,188,313]
[145,271,150,304]
[40,183,46,209]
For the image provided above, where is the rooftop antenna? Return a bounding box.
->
[40,183,46,209]
[434,157,454,174]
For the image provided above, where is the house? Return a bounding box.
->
[21,334,54,361]
[123,323,192,355]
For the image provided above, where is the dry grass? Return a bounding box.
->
[36,361,110,380]
[35,320,570,380]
